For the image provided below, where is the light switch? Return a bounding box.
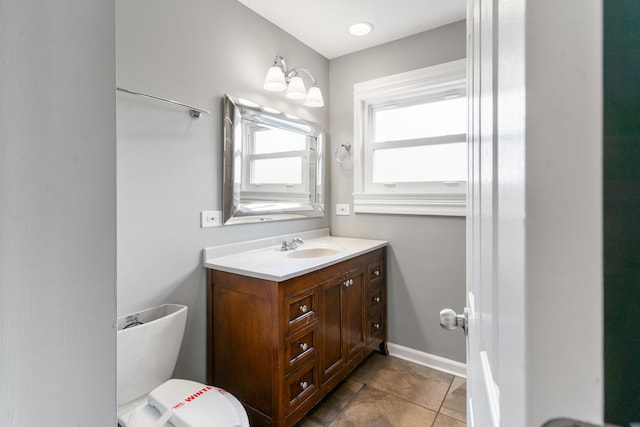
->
[201,210,222,227]
[336,204,350,216]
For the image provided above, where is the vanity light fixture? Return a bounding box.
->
[263,56,324,108]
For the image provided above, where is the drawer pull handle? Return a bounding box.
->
[373,322,381,330]
[373,270,380,277]
[373,296,381,303]
[299,342,308,352]
[299,304,308,314]
[299,380,309,390]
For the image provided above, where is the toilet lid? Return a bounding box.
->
[125,379,249,427]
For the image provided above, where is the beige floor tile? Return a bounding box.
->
[328,385,438,427]
[362,355,454,411]
[306,380,364,424]
[296,417,325,427]
[297,354,467,427]
[347,352,390,385]
[433,413,466,426]
[439,377,466,422]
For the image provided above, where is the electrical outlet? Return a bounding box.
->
[336,204,350,216]
[201,210,222,227]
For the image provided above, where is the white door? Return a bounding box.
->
[440,0,527,425]
[465,0,509,425]
[443,0,603,426]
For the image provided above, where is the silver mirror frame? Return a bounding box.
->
[222,94,325,225]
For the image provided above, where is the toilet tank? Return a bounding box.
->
[117,304,188,406]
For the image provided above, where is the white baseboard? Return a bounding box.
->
[387,342,467,378]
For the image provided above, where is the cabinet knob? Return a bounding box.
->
[373,296,381,303]
[299,380,309,390]
[299,342,308,352]
[299,304,308,314]
[373,270,380,277]
[373,322,381,330]
[344,278,353,287]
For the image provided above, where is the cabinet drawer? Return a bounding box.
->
[285,360,319,411]
[367,310,385,343]
[367,286,384,311]
[367,260,384,287]
[286,288,318,332]
[286,326,317,372]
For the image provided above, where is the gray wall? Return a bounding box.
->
[0,1,117,425]
[116,0,329,382]
[117,1,466,383]
[328,21,467,362]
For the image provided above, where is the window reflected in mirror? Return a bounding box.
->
[222,94,325,225]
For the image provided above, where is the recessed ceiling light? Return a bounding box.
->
[349,22,373,36]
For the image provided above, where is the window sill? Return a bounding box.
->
[353,192,466,217]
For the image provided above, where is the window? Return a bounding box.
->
[353,59,467,216]
[242,121,310,197]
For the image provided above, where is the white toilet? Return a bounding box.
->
[117,304,250,427]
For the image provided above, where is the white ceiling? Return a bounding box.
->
[237,0,466,59]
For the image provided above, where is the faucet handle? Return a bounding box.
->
[281,237,304,251]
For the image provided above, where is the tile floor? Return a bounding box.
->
[296,352,466,427]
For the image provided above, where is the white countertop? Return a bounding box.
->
[202,228,388,281]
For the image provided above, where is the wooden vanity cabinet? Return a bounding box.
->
[206,247,387,427]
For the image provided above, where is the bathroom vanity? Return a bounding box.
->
[203,230,388,427]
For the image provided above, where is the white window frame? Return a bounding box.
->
[241,121,310,195]
[353,58,467,216]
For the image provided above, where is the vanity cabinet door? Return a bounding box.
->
[344,267,366,364]
[318,267,366,385]
[319,274,344,384]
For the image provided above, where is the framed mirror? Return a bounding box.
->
[222,94,325,225]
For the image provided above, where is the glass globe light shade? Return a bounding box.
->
[263,66,287,92]
[285,75,307,100]
[304,85,324,107]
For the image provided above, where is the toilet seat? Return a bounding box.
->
[118,379,249,427]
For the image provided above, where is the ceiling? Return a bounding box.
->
[237,0,466,59]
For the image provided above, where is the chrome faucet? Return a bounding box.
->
[281,237,304,251]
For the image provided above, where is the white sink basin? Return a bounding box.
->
[286,247,341,259]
